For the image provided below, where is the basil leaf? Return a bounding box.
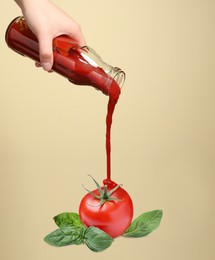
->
[44,226,86,247]
[54,212,84,228]
[123,210,163,237]
[84,226,114,252]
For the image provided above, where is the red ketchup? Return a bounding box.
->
[5,16,125,181]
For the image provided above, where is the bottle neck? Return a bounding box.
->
[109,67,125,88]
[80,46,125,89]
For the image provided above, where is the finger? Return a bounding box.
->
[38,34,54,71]
[68,24,86,47]
[35,62,53,73]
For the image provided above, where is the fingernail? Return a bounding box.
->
[42,62,52,71]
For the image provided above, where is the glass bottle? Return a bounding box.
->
[5,16,125,96]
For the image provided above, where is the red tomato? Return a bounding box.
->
[79,177,133,238]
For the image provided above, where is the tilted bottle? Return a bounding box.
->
[5,16,125,96]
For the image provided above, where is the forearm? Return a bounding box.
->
[15,0,36,8]
[14,0,49,13]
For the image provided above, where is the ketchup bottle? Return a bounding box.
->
[5,16,125,96]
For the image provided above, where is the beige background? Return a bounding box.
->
[0,0,215,259]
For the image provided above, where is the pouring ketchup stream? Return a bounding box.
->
[5,16,121,181]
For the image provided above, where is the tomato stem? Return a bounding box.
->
[82,175,122,207]
[103,186,109,200]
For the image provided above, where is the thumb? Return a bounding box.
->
[38,35,54,71]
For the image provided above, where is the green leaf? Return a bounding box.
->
[123,210,163,238]
[84,226,114,252]
[44,226,86,247]
[53,212,84,228]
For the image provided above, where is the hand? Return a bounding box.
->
[15,0,86,71]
